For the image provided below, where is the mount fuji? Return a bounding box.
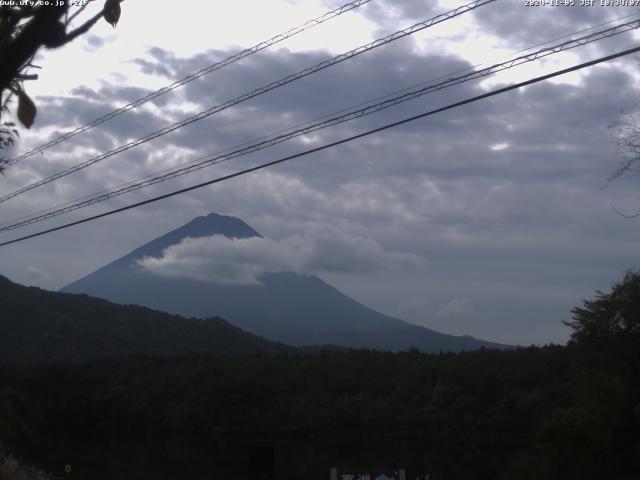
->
[63,213,508,352]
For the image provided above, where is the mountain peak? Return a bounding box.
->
[62,214,511,352]
[127,213,261,261]
[179,212,261,239]
[62,213,262,291]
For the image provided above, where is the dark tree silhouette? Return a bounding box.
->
[566,269,640,342]
[609,111,640,218]
[0,0,122,171]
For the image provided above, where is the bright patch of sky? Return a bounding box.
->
[27,0,378,99]
[490,142,509,151]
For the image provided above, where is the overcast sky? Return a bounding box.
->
[1,0,640,345]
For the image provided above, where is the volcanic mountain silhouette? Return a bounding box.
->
[63,213,509,351]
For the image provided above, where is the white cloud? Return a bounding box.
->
[26,266,51,287]
[490,142,509,151]
[136,227,427,286]
[3,0,640,345]
[436,298,473,319]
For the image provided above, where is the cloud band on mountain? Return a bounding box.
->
[136,227,426,286]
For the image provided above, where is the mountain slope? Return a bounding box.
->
[0,275,288,361]
[63,213,509,352]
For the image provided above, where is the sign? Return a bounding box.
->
[330,468,406,480]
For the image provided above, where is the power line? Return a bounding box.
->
[2,43,638,248]
[2,16,637,233]
[14,6,632,232]
[0,0,497,205]
[2,0,374,169]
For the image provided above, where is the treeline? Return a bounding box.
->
[0,275,290,361]
[0,343,638,479]
[0,272,639,479]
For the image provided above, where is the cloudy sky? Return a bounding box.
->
[1,0,640,345]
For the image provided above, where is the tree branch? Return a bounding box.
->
[15,73,38,81]
[612,204,640,219]
[61,9,104,45]
[0,4,67,91]
[66,3,91,26]
[59,0,125,46]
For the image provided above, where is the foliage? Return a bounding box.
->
[0,450,51,480]
[542,270,640,478]
[0,1,124,171]
[0,347,573,479]
[566,269,640,342]
[0,275,290,361]
[609,110,640,217]
[0,274,639,478]
[564,270,640,386]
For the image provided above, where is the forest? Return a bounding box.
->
[0,272,639,479]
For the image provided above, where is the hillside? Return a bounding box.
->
[63,213,510,352]
[0,275,289,361]
[2,273,639,479]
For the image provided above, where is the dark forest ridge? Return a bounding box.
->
[63,213,512,352]
[0,274,290,361]
[0,270,638,478]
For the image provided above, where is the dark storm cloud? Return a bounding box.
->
[35,89,166,138]
[125,41,477,157]
[139,33,472,115]
[35,95,113,129]
[131,56,174,78]
[70,86,104,102]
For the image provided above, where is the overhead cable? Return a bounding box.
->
[2,0,374,168]
[2,43,639,247]
[0,0,497,204]
[1,16,637,233]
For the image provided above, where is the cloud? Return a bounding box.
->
[470,0,636,53]
[3,0,640,345]
[436,298,474,319]
[26,266,51,287]
[396,298,432,322]
[136,227,426,285]
[83,34,107,52]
